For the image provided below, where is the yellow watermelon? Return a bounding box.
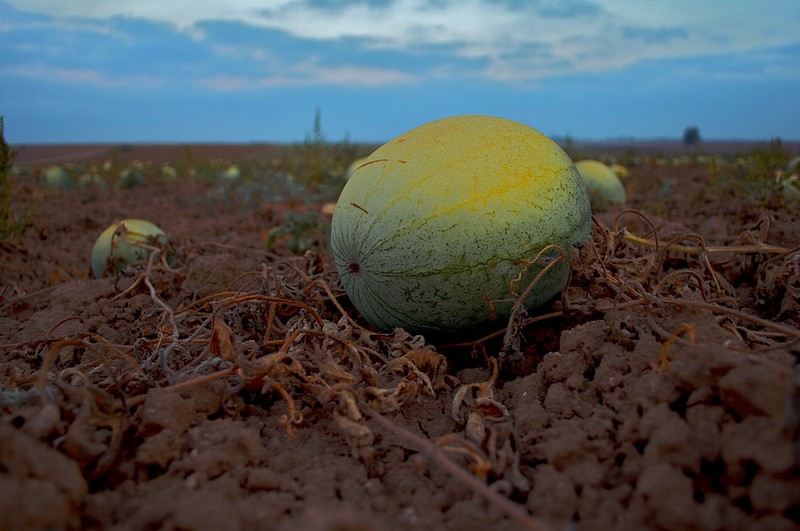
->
[330,115,591,336]
[574,160,626,212]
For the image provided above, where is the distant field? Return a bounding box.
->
[3,133,798,531]
[12,138,800,167]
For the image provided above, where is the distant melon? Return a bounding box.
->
[220,164,241,182]
[41,165,73,189]
[90,219,169,278]
[77,173,107,188]
[345,157,368,180]
[610,163,629,180]
[161,164,178,181]
[786,156,800,174]
[574,160,626,212]
[331,115,591,336]
[118,162,145,189]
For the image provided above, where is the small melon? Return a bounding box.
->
[77,173,107,188]
[161,164,178,181]
[220,164,241,182]
[91,219,169,278]
[786,156,800,174]
[610,163,629,180]
[331,115,591,336]
[780,174,800,205]
[345,157,368,180]
[41,165,73,189]
[574,160,626,212]
[117,162,145,189]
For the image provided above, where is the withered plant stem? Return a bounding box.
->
[623,230,792,255]
[221,294,324,327]
[122,366,238,409]
[364,408,551,531]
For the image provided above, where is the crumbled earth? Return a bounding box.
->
[1,145,799,531]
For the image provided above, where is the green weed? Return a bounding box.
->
[287,107,359,185]
[703,139,791,206]
[0,116,32,240]
[266,210,330,255]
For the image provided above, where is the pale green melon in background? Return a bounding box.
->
[345,157,368,180]
[41,165,73,189]
[574,160,626,212]
[610,163,629,180]
[779,173,800,205]
[220,164,241,182]
[118,161,145,189]
[671,155,692,167]
[90,219,169,278]
[782,156,800,205]
[786,156,800,174]
[161,164,178,181]
[331,115,591,336]
[77,173,108,188]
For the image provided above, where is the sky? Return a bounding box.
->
[1,0,799,144]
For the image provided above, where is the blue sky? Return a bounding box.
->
[1,0,799,144]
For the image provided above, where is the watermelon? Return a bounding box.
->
[41,165,73,189]
[330,115,591,336]
[90,219,169,278]
[574,160,626,212]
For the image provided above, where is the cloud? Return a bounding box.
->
[1,63,165,88]
[666,42,800,82]
[538,0,604,19]
[299,0,394,11]
[201,59,418,89]
[2,0,800,86]
[620,25,689,45]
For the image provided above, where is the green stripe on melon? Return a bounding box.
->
[331,115,591,336]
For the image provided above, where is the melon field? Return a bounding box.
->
[1,139,799,530]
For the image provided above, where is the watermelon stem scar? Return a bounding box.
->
[347,261,360,273]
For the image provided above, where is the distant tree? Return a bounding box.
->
[296,107,356,184]
[306,107,325,146]
[683,126,701,145]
